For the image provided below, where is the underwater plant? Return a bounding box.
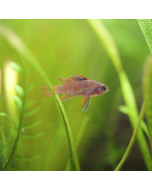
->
[0,19,152,171]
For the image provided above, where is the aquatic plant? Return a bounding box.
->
[0,19,152,171]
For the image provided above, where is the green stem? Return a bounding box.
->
[115,102,145,171]
[65,116,89,170]
[0,112,17,130]
[0,128,7,168]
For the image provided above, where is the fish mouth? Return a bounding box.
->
[106,86,109,92]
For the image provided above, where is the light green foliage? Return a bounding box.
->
[0,112,17,129]
[0,20,151,171]
[10,62,22,73]
[13,96,23,112]
[14,85,24,97]
[119,105,149,137]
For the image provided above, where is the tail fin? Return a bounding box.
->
[41,85,53,97]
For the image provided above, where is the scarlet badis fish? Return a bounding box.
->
[41,75,109,112]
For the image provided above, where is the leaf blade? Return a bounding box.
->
[143,55,152,152]
[138,19,152,52]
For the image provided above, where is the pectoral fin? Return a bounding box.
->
[82,97,91,112]
[60,95,73,101]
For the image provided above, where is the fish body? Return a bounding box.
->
[41,75,109,112]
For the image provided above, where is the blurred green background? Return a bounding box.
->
[0,19,150,171]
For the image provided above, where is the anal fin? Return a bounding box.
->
[60,95,73,101]
[82,97,91,112]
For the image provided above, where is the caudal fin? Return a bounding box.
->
[41,85,53,97]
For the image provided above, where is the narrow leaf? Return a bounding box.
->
[13,96,23,112]
[24,107,40,116]
[118,105,149,137]
[21,132,44,139]
[25,83,35,92]
[14,85,24,97]
[0,112,17,130]
[22,120,42,130]
[13,155,40,161]
[138,19,152,53]
[10,62,22,73]
[24,99,35,108]
[143,55,152,152]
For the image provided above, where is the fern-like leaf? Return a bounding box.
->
[22,120,42,130]
[13,96,23,113]
[14,85,24,97]
[24,107,40,116]
[13,155,40,162]
[21,132,44,139]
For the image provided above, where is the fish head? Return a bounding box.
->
[95,82,109,96]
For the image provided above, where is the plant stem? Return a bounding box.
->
[115,102,146,171]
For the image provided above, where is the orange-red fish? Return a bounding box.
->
[41,75,109,112]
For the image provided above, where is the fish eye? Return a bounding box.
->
[102,86,106,91]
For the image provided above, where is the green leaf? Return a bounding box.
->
[13,155,40,161]
[143,55,152,152]
[25,83,35,92]
[65,115,89,170]
[0,148,7,165]
[0,112,17,130]
[138,19,152,53]
[10,62,22,73]
[13,96,23,112]
[24,107,40,116]
[14,85,24,97]
[21,132,44,139]
[118,105,128,114]
[22,120,42,130]
[24,99,35,108]
[118,105,149,137]
[115,103,146,171]
[6,129,14,143]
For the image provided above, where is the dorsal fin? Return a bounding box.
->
[57,77,65,84]
[57,75,89,84]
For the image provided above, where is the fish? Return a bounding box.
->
[41,75,109,112]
